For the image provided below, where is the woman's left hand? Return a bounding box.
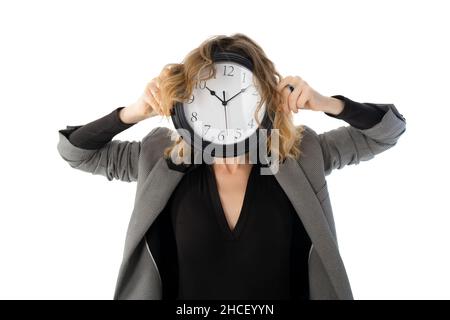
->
[277,75,344,115]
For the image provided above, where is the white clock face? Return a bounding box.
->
[183,61,266,145]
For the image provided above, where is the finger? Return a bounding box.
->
[277,76,294,92]
[296,86,311,110]
[149,79,159,92]
[147,88,160,110]
[149,81,160,103]
[289,84,302,113]
[145,80,155,96]
[281,86,291,114]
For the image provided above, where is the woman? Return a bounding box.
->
[57,33,406,300]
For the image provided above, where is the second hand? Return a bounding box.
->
[223,90,228,135]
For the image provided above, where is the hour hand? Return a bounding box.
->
[205,85,224,103]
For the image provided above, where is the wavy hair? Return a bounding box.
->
[157,33,305,163]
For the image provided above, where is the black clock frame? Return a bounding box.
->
[170,50,274,158]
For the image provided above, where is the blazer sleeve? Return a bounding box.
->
[310,96,407,176]
[56,107,150,183]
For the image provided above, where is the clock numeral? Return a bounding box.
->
[242,73,246,83]
[190,112,198,122]
[234,128,242,140]
[195,80,206,90]
[203,124,211,136]
[218,130,226,141]
[223,65,234,77]
[248,118,255,129]
[187,95,194,104]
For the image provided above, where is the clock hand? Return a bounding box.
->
[223,84,252,134]
[224,84,253,104]
[223,90,228,133]
[205,85,225,104]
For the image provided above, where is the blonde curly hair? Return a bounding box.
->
[157,33,305,164]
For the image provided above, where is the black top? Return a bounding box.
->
[65,95,389,300]
[165,160,311,299]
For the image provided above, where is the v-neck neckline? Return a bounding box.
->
[206,163,258,241]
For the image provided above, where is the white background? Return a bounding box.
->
[0,0,448,299]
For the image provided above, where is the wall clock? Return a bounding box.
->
[170,50,274,158]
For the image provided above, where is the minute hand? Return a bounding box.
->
[224,84,252,105]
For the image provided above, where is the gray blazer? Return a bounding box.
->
[57,103,406,300]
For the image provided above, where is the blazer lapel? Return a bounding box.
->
[122,157,184,263]
[272,158,351,299]
[121,147,205,263]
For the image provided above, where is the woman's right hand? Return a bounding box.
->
[119,76,165,124]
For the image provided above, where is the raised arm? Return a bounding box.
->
[277,75,407,176]
[317,95,407,175]
[56,76,166,182]
[57,106,142,182]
